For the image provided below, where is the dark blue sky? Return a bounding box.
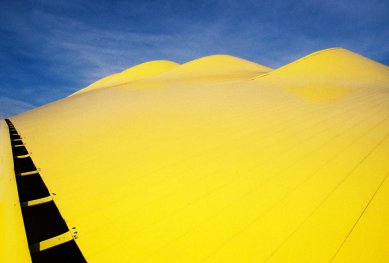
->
[1,0,388,117]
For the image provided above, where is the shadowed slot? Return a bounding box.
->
[11,134,21,140]
[21,201,69,244]
[13,157,37,174]
[12,145,29,156]
[16,174,50,202]
[30,240,86,263]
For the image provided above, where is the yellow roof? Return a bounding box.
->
[5,48,389,262]
[150,54,272,80]
[71,60,180,96]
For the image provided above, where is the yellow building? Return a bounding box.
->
[1,48,389,262]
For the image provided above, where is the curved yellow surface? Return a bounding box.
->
[113,55,273,91]
[254,48,389,81]
[0,120,31,263]
[7,48,389,262]
[151,54,272,80]
[71,60,179,96]
[254,48,389,103]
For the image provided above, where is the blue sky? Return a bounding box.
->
[1,0,388,118]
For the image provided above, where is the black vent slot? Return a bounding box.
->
[16,174,50,202]
[11,134,21,140]
[31,240,86,263]
[22,201,69,244]
[13,157,37,174]
[13,145,29,156]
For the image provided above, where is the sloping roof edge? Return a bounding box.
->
[0,120,31,263]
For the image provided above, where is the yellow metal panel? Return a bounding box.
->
[71,60,180,96]
[0,120,31,263]
[10,48,389,262]
[29,232,74,253]
[332,171,389,262]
